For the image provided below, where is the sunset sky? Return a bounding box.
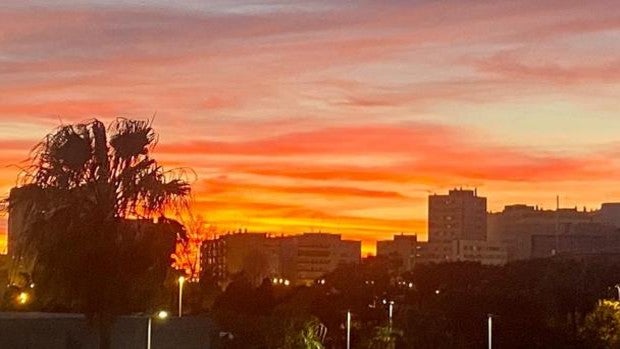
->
[1,0,620,254]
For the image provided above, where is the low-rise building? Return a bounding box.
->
[599,203,620,228]
[376,234,417,271]
[0,254,8,299]
[287,233,360,286]
[451,239,508,265]
[414,241,453,264]
[376,235,508,266]
[488,204,619,260]
[201,232,361,286]
[201,232,281,285]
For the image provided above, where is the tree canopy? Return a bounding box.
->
[4,118,191,346]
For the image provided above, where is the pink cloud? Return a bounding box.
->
[475,52,620,84]
[156,123,616,183]
[1,0,620,250]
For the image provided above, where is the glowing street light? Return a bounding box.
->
[615,285,620,300]
[147,310,169,349]
[178,276,185,317]
[156,310,169,320]
[271,277,291,286]
[17,292,30,305]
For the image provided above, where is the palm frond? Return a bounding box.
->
[108,118,155,160]
[5,117,192,319]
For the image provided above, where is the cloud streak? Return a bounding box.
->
[1,0,620,252]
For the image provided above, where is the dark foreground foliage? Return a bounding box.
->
[2,118,191,349]
[209,255,620,349]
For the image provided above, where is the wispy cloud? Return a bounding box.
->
[1,0,620,252]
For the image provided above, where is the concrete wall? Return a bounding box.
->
[0,313,215,349]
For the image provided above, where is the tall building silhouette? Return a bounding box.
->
[428,189,487,242]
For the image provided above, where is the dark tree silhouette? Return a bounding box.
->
[4,118,190,348]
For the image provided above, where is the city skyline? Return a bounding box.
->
[2,0,620,254]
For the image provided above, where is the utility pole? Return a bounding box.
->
[488,314,493,349]
[178,276,185,317]
[346,311,351,349]
[146,317,152,349]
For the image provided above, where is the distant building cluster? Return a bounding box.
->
[6,185,620,286]
[201,232,360,286]
[201,189,620,285]
[488,202,620,260]
[378,190,620,272]
[378,189,507,269]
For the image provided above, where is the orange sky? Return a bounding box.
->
[1,0,620,254]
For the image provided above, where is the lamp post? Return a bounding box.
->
[147,311,169,349]
[615,285,620,301]
[388,301,394,325]
[346,310,351,349]
[487,314,493,349]
[178,276,185,317]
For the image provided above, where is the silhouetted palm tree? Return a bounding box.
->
[5,118,190,348]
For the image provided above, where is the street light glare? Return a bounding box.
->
[178,276,186,284]
[157,310,169,320]
[17,292,29,305]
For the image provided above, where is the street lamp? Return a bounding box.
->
[17,291,30,305]
[271,277,291,286]
[615,285,620,301]
[178,276,185,317]
[346,310,351,349]
[487,314,493,349]
[147,311,169,349]
[388,301,394,325]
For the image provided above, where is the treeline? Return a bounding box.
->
[204,255,620,348]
